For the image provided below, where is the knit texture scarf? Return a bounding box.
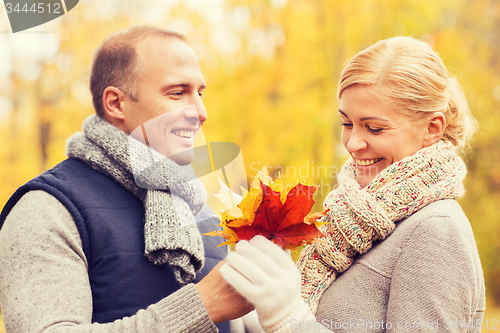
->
[297,141,466,313]
[66,115,207,286]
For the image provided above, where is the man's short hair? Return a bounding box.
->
[90,26,185,118]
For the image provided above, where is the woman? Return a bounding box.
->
[221,36,485,332]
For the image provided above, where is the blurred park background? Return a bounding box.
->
[1,0,500,331]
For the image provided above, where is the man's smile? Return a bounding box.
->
[172,130,195,138]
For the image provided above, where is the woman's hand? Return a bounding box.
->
[220,236,316,332]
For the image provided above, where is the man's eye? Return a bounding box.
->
[171,92,183,96]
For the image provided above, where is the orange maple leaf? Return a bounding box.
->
[205,167,328,251]
[229,180,325,249]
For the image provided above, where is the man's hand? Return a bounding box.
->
[196,260,254,324]
[220,236,316,332]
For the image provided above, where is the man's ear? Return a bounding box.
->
[102,87,127,123]
[423,112,446,147]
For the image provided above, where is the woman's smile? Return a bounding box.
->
[355,158,384,166]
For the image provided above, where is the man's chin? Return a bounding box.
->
[168,149,195,166]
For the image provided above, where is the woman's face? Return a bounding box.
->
[339,85,428,187]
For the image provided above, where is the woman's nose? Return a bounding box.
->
[346,129,368,153]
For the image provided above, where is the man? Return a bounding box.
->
[0,26,251,332]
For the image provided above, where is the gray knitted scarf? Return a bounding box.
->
[66,115,206,286]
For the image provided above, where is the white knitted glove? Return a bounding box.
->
[220,236,316,333]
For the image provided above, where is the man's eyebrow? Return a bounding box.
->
[161,83,189,91]
[338,110,388,122]
[161,83,207,91]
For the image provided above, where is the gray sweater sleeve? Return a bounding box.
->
[0,190,218,333]
[386,209,485,332]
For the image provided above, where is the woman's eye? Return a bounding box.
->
[367,126,383,133]
[341,122,353,128]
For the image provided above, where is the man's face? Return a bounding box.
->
[121,36,207,165]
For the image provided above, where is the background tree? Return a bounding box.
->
[1,0,499,330]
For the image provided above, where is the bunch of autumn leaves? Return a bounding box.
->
[205,167,328,251]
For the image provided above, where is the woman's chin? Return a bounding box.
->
[355,159,387,187]
[356,178,370,188]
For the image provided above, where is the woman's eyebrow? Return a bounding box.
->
[339,110,388,122]
[360,116,389,122]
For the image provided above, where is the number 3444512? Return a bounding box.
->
[5,2,62,14]
[444,319,498,330]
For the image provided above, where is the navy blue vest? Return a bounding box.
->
[0,158,230,331]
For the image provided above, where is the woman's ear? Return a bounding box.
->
[423,112,446,147]
[102,87,127,123]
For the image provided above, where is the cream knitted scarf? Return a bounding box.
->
[66,115,207,286]
[297,141,466,313]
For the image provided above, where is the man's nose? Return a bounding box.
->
[185,96,207,125]
[196,100,207,125]
[346,129,368,153]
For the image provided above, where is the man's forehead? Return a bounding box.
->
[136,35,191,61]
[134,35,204,87]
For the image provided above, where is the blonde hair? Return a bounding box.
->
[337,36,477,148]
